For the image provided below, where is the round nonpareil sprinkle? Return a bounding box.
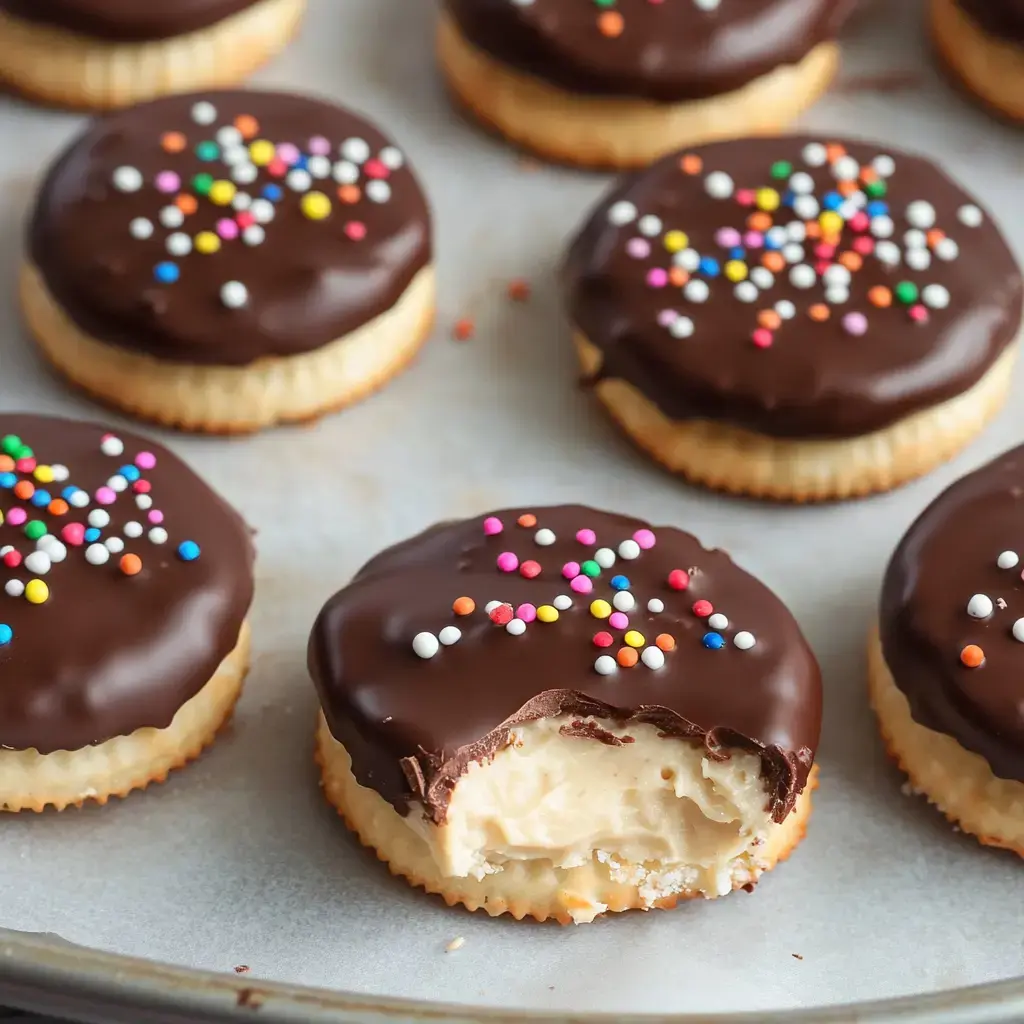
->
[734,631,756,650]
[594,655,617,675]
[967,593,993,619]
[960,644,984,668]
[438,626,461,646]
[412,632,439,659]
[997,551,1019,569]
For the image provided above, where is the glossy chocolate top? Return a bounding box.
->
[0,0,260,42]
[444,0,855,102]
[564,135,1022,440]
[28,90,431,367]
[881,446,1024,783]
[309,505,821,824]
[0,414,254,753]
[958,0,1024,43]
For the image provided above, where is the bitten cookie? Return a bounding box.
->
[931,0,1024,123]
[0,414,254,812]
[870,446,1024,858]
[309,506,821,924]
[20,90,434,434]
[0,0,305,109]
[437,0,855,169]
[564,135,1023,502]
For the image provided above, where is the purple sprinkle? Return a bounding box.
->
[646,268,668,289]
[626,238,651,260]
[276,143,300,166]
[744,231,765,249]
[842,312,869,336]
[216,218,239,240]
[148,509,164,524]
[95,487,116,505]
[135,451,156,470]
[155,171,180,194]
[715,227,741,249]
[657,309,678,327]
[308,136,331,156]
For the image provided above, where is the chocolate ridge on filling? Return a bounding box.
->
[443,0,857,103]
[956,0,1024,44]
[308,505,821,825]
[27,90,432,367]
[0,413,254,753]
[880,445,1024,783]
[0,0,263,42]
[563,135,1023,440]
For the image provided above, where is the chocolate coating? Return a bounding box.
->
[0,0,260,42]
[957,0,1024,43]
[309,506,821,824]
[0,414,254,753]
[564,135,1023,440]
[28,90,431,366]
[880,446,1024,783]
[444,0,856,102]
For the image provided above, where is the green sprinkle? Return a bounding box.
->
[195,141,220,162]
[581,560,601,578]
[770,161,793,180]
[865,180,887,198]
[895,281,919,305]
[1,435,21,456]
[192,173,214,195]
[593,0,616,6]
[16,446,32,460]
[24,521,46,541]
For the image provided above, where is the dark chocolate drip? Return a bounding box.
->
[0,414,254,753]
[563,135,1022,440]
[444,0,857,103]
[27,90,432,367]
[308,506,821,825]
[0,0,261,42]
[880,446,1024,783]
[956,0,1024,43]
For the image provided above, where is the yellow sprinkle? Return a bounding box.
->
[25,579,49,605]
[624,630,645,648]
[33,465,54,483]
[756,188,780,212]
[537,605,559,623]
[819,211,843,236]
[589,599,612,619]
[249,140,275,166]
[663,230,688,253]
[301,191,332,221]
[724,260,748,283]
[195,231,221,255]
[208,180,236,206]
[0,509,4,525]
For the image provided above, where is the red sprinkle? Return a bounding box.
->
[3,550,22,568]
[61,523,86,546]
[507,279,531,302]
[15,458,36,473]
[363,159,389,179]
[692,599,713,618]
[593,631,614,648]
[667,569,690,591]
[489,603,514,626]
[133,480,152,494]
[519,559,542,579]
[344,221,367,241]
[452,318,475,342]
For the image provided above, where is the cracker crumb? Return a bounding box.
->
[507,279,531,302]
[452,318,475,342]
[234,965,250,974]
[792,953,804,960]
[446,936,465,952]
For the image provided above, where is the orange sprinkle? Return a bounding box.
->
[161,131,186,153]
[517,513,537,528]
[507,278,531,302]
[680,153,703,175]
[669,267,689,287]
[119,554,143,577]
[452,318,475,342]
[0,455,12,472]
[926,229,946,248]
[597,10,623,36]
[762,252,785,273]
[337,184,361,204]
[747,212,772,233]
[838,251,863,272]
[616,647,639,668]
[757,310,782,331]
[176,194,198,215]
[960,644,985,668]
[868,286,892,308]
[655,634,676,652]
[453,596,476,616]
[47,499,68,517]
[234,114,259,139]
[804,222,822,239]
[859,166,879,184]
[825,143,846,163]
[809,304,830,322]
[13,481,33,500]
[838,180,858,198]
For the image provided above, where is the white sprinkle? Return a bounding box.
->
[872,155,896,177]
[1014,619,1024,643]
[904,229,928,249]
[618,540,641,560]
[766,226,788,249]
[783,243,805,265]
[789,172,815,194]
[38,538,66,562]
[484,600,502,614]
[786,220,807,243]
[704,171,734,199]
[438,626,461,646]
[832,156,860,181]
[823,265,852,287]
[105,537,125,554]
[130,217,153,239]
[775,299,796,320]
[50,465,69,482]
[906,201,936,229]
[535,528,556,546]
[708,613,729,630]
[286,169,312,193]
[69,491,90,508]
[793,195,820,221]
[0,546,10,555]
[734,631,756,650]
[641,646,666,670]
[922,284,950,309]
[838,199,862,221]
[825,286,850,306]
[191,101,217,125]
[506,618,527,636]
[967,593,993,619]
[958,204,983,228]
[647,598,665,614]
[734,282,758,303]
[243,225,266,247]
[250,199,275,224]
[5,580,24,597]
[136,495,153,510]
[875,241,901,267]
[307,155,332,179]
[935,238,959,261]
[366,180,391,203]
[232,163,258,185]
[333,160,360,185]
[166,232,192,257]
[684,280,710,304]
[159,206,185,229]
[607,200,637,226]
[412,632,439,658]
[750,267,774,290]
[594,547,616,568]
[998,551,1019,569]
[85,543,109,566]
[123,521,143,539]
[553,595,573,611]
[802,143,828,167]
[674,248,701,272]
[149,527,168,545]
[594,655,618,676]
[106,475,127,493]
[100,435,123,457]
[379,146,404,170]
[232,192,252,211]
[221,281,249,309]
[906,249,932,272]
[222,145,250,167]
[24,551,50,575]
[638,215,662,237]
[613,591,635,612]
[669,316,695,338]
[88,509,110,528]
[693,0,720,9]
[341,137,370,163]
[870,216,894,239]
[789,265,817,289]
[112,166,142,193]
[216,125,242,147]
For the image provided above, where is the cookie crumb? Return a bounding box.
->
[234,965,250,974]
[507,279,531,302]
[792,953,804,961]
[452,318,475,342]
[446,936,465,952]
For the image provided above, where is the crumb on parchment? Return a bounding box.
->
[446,936,465,952]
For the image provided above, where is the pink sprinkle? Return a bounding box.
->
[61,523,85,546]
[6,507,27,526]
[570,575,593,595]
[516,603,537,623]
[626,238,651,259]
[646,268,668,288]
[308,136,331,156]
[496,552,518,572]
[657,309,677,327]
[735,189,756,207]
[148,510,164,524]
[842,312,868,336]
[236,211,256,229]
[693,599,713,618]
[715,227,741,248]
[593,631,614,647]
[576,529,596,546]
[633,529,656,550]
[95,487,116,505]
[344,221,367,241]
[852,236,875,255]
[562,561,581,579]
[155,171,180,193]
[15,458,35,473]
[743,231,764,249]
[483,516,503,536]
[849,212,870,233]
[134,452,156,470]
[364,159,389,179]
[267,158,287,178]
[752,328,774,349]
[609,611,629,630]
[815,260,831,276]
[909,305,929,323]
[815,243,836,260]
[276,143,300,166]
[216,218,239,240]
[133,480,152,494]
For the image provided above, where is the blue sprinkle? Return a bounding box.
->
[610,575,630,591]
[178,540,200,562]
[0,472,15,489]
[155,262,179,284]
[782,190,796,207]
[119,465,141,482]
[293,155,309,171]
[30,490,51,507]
[702,632,726,651]
[262,184,284,202]
[867,201,889,217]
[0,624,12,646]
[764,236,782,251]
[84,528,101,543]
[698,257,720,278]
[729,247,745,260]
[823,192,844,211]
[61,485,79,500]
